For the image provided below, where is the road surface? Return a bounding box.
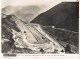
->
[12,15,64,53]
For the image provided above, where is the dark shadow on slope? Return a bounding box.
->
[31,2,79,32]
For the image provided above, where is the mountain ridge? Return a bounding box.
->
[31,2,79,32]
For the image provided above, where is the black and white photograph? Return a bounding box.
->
[1,0,79,54]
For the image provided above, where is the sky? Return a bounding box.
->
[1,0,77,8]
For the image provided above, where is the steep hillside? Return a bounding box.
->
[31,2,79,32]
[2,14,21,53]
[41,26,79,53]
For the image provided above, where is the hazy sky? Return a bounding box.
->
[1,0,77,22]
[1,0,77,8]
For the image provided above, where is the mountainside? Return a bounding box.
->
[2,14,20,42]
[2,5,42,22]
[2,14,21,53]
[31,2,79,32]
[2,14,64,53]
[41,26,79,53]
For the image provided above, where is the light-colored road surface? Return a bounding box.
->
[12,16,64,53]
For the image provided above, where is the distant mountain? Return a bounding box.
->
[2,5,51,23]
[2,6,21,15]
[31,2,79,32]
